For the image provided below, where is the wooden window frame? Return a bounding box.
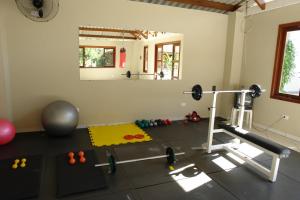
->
[79,47,85,68]
[271,21,300,104]
[143,46,148,73]
[79,45,116,68]
[154,41,181,80]
[172,43,181,79]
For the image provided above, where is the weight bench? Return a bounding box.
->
[207,123,291,182]
[184,84,291,182]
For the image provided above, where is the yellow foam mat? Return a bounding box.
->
[88,123,152,147]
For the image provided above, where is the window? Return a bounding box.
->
[155,41,181,80]
[79,46,116,68]
[143,46,148,73]
[271,22,300,103]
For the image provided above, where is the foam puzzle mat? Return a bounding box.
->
[88,123,152,147]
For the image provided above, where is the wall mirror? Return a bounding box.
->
[79,26,184,80]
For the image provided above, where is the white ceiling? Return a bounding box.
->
[241,0,300,16]
[130,0,300,16]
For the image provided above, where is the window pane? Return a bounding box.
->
[163,44,173,53]
[157,61,162,72]
[162,52,172,80]
[144,46,148,72]
[173,62,179,77]
[163,52,173,70]
[280,30,300,96]
[79,48,84,66]
[174,45,180,61]
[104,49,114,66]
[84,48,104,67]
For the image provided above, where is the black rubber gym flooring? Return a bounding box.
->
[0,119,299,200]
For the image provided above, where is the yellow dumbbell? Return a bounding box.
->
[169,165,175,171]
[12,159,20,169]
[20,158,27,168]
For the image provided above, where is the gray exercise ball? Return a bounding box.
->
[41,100,79,136]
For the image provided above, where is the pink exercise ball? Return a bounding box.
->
[0,119,16,145]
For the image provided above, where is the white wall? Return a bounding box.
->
[2,0,228,132]
[0,1,12,120]
[241,3,300,138]
[0,9,6,117]
[220,12,245,119]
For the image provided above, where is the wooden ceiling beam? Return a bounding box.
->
[148,31,156,37]
[129,32,140,40]
[231,0,245,11]
[165,0,237,12]
[136,30,148,39]
[255,0,266,10]
[79,27,136,34]
[79,34,137,40]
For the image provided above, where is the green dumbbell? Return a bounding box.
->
[141,120,147,128]
[135,120,140,126]
[145,120,150,128]
[135,120,141,128]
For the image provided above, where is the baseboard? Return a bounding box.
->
[17,117,186,133]
[78,117,186,128]
[77,121,131,129]
[253,122,300,142]
[16,127,44,133]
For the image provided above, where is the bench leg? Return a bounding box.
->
[231,108,237,125]
[249,110,253,129]
[269,156,280,182]
[207,92,218,153]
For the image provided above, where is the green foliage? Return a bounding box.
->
[86,48,104,67]
[163,53,173,69]
[280,40,296,92]
[79,48,113,67]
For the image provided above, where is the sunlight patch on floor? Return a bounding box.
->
[169,164,212,192]
[212,156,237,172]
[226,152,245,164]
[237,143,263,158]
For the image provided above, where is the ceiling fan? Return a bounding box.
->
[15,0,59,22]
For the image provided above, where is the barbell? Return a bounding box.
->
[122,70,164,79]
[183,84,265,101]
[94,147,185,174]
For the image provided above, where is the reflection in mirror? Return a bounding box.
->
[79,26,184,80]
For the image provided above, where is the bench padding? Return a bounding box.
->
[219,124,291,158]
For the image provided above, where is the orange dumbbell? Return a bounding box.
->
[78,151,86,164]
[68,152,76,165]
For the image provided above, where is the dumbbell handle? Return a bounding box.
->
[183,91,215,94]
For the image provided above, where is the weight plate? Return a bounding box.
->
[159,71,164,78]
[126,71,131,78]
[124,135,135,140]
[134,134,145,139]
[192,84,203,101]
[249,84,262,98]
[166,147,176,165]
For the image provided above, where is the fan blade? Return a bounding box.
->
[38,9,44,18]
[255,0,266,10]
